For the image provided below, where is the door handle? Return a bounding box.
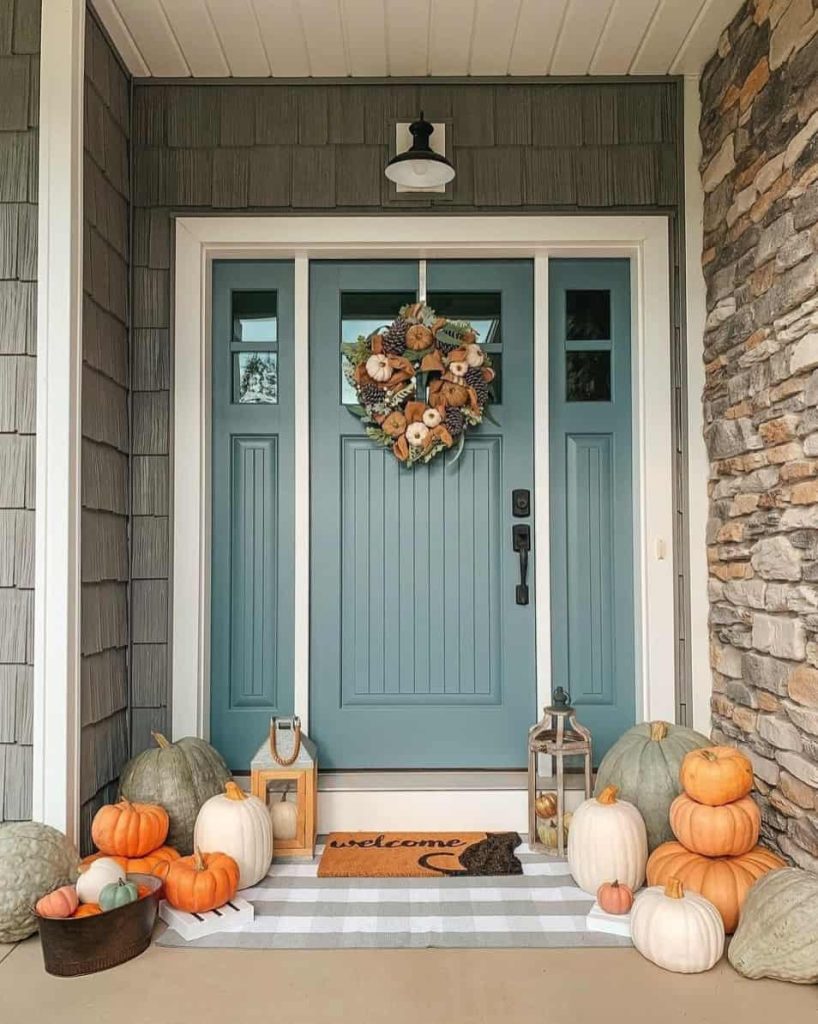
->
[512,525,531,606]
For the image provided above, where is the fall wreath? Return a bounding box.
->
[342,302,495,466]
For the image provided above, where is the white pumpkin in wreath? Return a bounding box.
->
[365,354,392,383]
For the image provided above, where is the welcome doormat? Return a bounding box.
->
[317,831,524,878]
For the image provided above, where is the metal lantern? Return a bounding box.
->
[528,687,593,857]
[251,718,317,858]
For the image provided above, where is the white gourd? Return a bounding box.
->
[76,857,125,904]
[631,878,725,974]
[193,782,273,889]
[567,785,647,894]
[270,788,299,841]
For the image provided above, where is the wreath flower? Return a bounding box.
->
[342,302,495,466]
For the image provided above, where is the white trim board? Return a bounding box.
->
[32,0,86,839]
[173,216,675,821]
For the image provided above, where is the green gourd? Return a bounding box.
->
[0,822,80,942]
[99,879,139,912]
[728,867,818,984]
[594,721,710,851]
[119,733,231,854]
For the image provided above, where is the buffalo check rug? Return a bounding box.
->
[156,841,632,950]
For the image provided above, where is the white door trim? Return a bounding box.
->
[32,0,86,839]
[172,216,675,801]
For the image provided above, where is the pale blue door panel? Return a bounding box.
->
[549,259,635,763]
[310,260,536,769]
[211,261,295,770]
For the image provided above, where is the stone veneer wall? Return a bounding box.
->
[701,0,818,869]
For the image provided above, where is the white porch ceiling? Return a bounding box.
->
[92,0,745,79]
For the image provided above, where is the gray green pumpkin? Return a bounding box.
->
[594,721,710,851]
[729,867,818,984]
[119,733,231,854]
[0,822,79,942]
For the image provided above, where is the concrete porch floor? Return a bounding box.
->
[0,936,815,1024]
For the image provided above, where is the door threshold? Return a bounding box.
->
[318,770,591,793]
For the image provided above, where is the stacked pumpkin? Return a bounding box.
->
[646,746,785,933]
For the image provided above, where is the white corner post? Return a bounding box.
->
[32,0,86,839]
[683,75,712,736]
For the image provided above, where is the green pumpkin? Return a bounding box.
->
[99,878,138,912]
[729,867,818,984]
[119,733,231,854]
[593,721,710,851]
[0,822,79,942]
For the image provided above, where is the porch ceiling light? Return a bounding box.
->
[384,113,455,189]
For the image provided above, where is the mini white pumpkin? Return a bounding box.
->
[465,345,485,368]
[631,877,725,974]
[405,422,430,447]
[365,354,392,383]
[270,788,299,841]
[567,785,647,894]
[194,782,273,889]
[448,360,469,378]
[422,408,442,428]
[76,856,125,904]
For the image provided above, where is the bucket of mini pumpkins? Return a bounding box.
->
[37,873,161,977]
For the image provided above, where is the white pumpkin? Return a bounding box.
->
[194,782,273,889]
[270,788,299,840]
[76,857,125,904]
[631,877,725,974]
[567,785,647,894]
[405,422,429,447]
[465,345,485,368]
[448,360,469,378]
[365,354,392,383]
[422,408,442,428]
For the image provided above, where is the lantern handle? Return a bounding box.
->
[269,716,302,766]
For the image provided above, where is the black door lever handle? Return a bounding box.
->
[512,525,531,606]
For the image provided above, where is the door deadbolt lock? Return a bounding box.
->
[512,489,530,518]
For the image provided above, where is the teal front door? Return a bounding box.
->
[549,259,635,762]
[210,261,296,769]
[309,260,536,769]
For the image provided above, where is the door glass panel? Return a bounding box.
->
[340,290,415,405]
[566,289,610,341]
[232,290,278,343]
[566,350,611,402]
[426,290,502,401]
[235,351,278,404]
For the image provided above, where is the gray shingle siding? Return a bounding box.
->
[0,0,39,823]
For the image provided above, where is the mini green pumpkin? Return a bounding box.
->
[119,733,231,854]
[99,878,139,912]
[0,822,80,942]
[594,721,710,851]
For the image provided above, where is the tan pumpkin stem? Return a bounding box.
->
[193,848,206,872]
[649,721,669,741]
[597,785,619,805]
[701,750,718,761]
[152,732,171,749]
[665,877,684,900]
[224,782,248,801]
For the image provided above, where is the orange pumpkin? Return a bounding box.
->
[71,903,103,918]
[136,884,152,899]
[35,885,79,919]
[91,799,169,857]
[679,746,753,807]
[670,793,760,857]
[646,841,785,932]
[82,844,180,879]
[164,850,239,913]
[596,880,634,916]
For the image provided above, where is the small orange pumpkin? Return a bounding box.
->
[646,841,785,932]
[164,850,239,914]
[71,903,103,918]
[91,799,169,857]
[35,885,79,919]
[670,793,760,857]
[136,884,152,900]
[679,746,753,807]
[597,880,634,916]
[82,844,180,879]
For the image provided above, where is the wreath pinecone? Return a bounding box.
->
[444,407,465,439]
[382,318,409,356]
[465,367,489,406]
[359,381,385,406]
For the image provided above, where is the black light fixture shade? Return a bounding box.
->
[384,113,455,189]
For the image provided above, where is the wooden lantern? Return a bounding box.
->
[250,719,317,858]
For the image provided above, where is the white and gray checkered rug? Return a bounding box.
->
[156,842,632,950]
